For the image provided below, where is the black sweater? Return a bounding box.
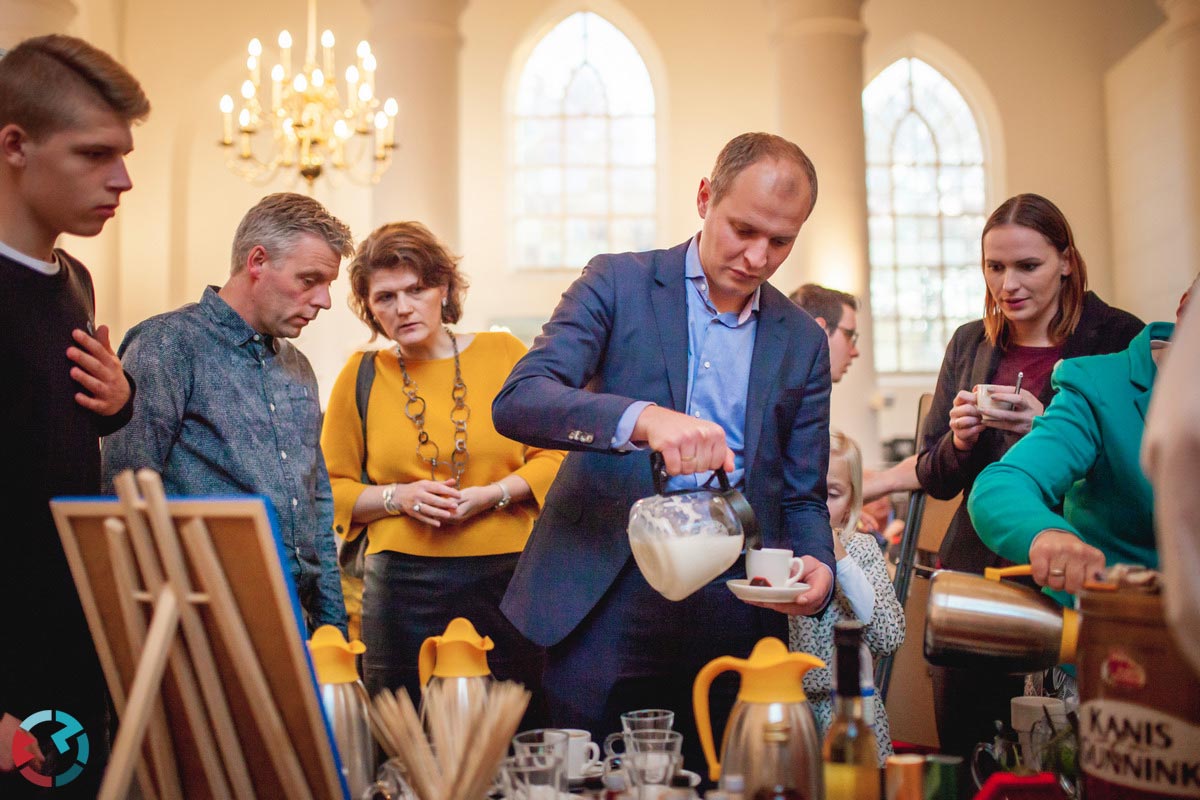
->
[0,249,133,721]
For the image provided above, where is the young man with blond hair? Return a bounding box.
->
[0,34,149,795]
[103,193,353,634]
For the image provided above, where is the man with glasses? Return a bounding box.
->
[789,283,860,382]
[789,283,919,504]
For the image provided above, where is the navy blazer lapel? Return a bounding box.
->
[744,292,787,483]
[650,241,691,412]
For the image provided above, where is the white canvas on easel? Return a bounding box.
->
[51,469,348,800]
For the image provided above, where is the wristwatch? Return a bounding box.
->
[493,481,511,509]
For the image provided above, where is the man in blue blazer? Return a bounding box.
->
[493,133,836,773]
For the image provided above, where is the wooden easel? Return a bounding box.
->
[51,469,346,800]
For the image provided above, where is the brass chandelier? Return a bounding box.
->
[218,0,397,188]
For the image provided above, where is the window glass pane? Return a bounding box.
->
[512,12,656,269]
[873,318,898,373]
[514,119,562,166]
[513,218,563,268]
[611,218,656,253]
[565,218,609,267]
[514,168,562,214]
[864,57,988,372]
[893,113,937,166]
[584,15,655,115]
[564,64,609,117]
[565,168,607,214]
[866,166,892,215]
[611,117,655,165]
[868,215,895,269]
[611,168,655,215]
[565,118,607,165]
[870,266,897,317]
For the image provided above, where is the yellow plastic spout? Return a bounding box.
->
[692,637,824,781]
[308,625,367,685]
[984,564,1034,581]
[417,617,494,688]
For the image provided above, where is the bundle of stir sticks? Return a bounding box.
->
[371,681,530,800]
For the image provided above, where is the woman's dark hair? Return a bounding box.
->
[981,193,1088,347]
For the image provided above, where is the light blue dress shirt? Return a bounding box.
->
[613,234,760,490]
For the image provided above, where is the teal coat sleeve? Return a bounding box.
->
[968,326,1161,575]
[968,359,1100,564]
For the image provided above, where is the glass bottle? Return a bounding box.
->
[823,622,880,800]
[751,721,805,800]
[858,639,877,727]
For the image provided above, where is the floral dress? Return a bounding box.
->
[789,532,906,766]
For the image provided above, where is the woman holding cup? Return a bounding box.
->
[916,193,1143,757]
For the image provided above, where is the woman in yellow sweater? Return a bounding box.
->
[321,221,563,719]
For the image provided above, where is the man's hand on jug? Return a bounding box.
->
[633,405,734,476]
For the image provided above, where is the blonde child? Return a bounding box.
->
[789,430,906,765]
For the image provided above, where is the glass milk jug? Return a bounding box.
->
[627,452,758,601]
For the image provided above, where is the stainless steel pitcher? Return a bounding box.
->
[924,565,1078,673]
[309,625,375,798]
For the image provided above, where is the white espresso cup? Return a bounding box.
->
[559,728,602,780]
[975,383,1015,421]
[745,547,804,588]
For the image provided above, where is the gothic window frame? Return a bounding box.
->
[863,52,999,375]
[507,9,663,272]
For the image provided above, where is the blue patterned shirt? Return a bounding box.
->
[102,286,346,632]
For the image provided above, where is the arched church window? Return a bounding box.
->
[511,12,656,269]
[863,57,987,373]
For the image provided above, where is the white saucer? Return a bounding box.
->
[727,578,809,603]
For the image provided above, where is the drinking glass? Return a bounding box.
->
[512,728,569,762]
[604,709,675,756]
[500,753,566,799]
[624,750,681,799]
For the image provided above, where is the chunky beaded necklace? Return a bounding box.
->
[396,327,469,484]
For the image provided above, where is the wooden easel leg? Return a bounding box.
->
[180,517,315,800]
[106,518,174,800]
[100,586,181,800]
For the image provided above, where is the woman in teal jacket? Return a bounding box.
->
[969,321,1174,602]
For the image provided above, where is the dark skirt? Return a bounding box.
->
[361,550,547,728]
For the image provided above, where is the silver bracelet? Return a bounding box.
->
[493,481,511,509]
[381,483,401,515]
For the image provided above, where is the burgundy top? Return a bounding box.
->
[991,344,1063,399]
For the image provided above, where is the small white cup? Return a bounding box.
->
[975,384,1015,421]
[1011,696,1066,762]
[745,548,803,588]
[558,728,602,780]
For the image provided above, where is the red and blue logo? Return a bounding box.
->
[11,709,89,788]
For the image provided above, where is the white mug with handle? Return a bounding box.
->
[559,728,602,780]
